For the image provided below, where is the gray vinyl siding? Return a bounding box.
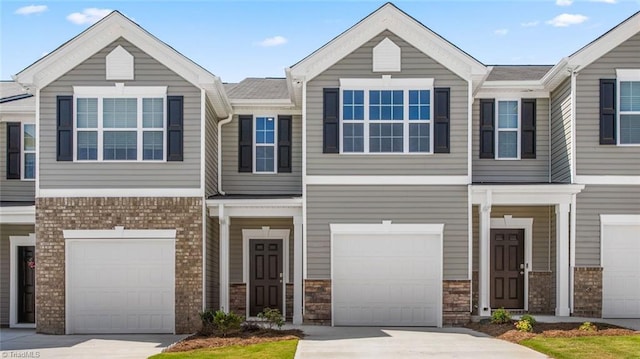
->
[205,98,218,196]
[550,78,572,183]
[472,98,550,182]
[229,218,294,283]
[576,185,640,266]
[0,224,35,325]
[221,115,302,195]
[471,206,556,273]
[575,32,640,176]
[306,185,468,279]
[206,216,219,309]
[0,123,35,201]
[39,38,202,189]
[306,31,468,176]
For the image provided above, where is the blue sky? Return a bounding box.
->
[1,1,639,83]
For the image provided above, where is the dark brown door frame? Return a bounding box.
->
[248,238,285,317]
[490,228,526,309]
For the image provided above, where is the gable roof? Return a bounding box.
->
[0,81,35,116]
[13,11,230,117]
[288,3,487,83]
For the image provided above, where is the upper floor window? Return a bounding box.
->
[479,98,536,160]
[238,114,292,174]
[73,86,167,161]
[619,80,640,145]
[5,122,35,180]
[254,116,276,173]
[496,100,520,159]
[339,78,434,154]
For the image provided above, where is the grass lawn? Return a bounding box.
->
[148,339,299,359]
[521,335,640,359]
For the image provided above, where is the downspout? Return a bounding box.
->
[548,94,552,183]
[217,113,234,195]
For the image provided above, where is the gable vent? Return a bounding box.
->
[106,45,134,80]
[372,37,401,72]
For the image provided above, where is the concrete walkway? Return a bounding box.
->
[0,328,188,359]
[293,326,548,359]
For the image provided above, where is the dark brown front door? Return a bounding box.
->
[18,246,36,323]
[490,229,525,309]
[249,239,283,316]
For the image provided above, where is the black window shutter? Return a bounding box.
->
[238,115,253,172]
[277,115,292,173]
[6,122,21,179]
[166,96,184,161]
[323,88,340,153]
[600,79,616,145]
[433,87,450,153]
[521,99,536,159]
[57,96,73,161]
[479,99,495,158]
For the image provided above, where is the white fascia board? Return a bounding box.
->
[290,4,486,82]
[306,175,469,185]
[330,221,444,236]
[541,58,570,92]
[64,227,176,239]
[0,206,36,224]
[575,176,640,185]
[600,214,640,226]
[206,198,303,217]
[567,13,640,71]
[470,184,585,205]
[38,188,203,197]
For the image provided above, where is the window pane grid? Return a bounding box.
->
[343,90,364,121]
[143,98,164,128]
[409,90,430,121]
[103,98,137,128]
[370,90,403,121]
[143,131,164,160]
[255,145,275,172]
[22,124,36,179]
[77,98,98,128]
[77,131,98,160]
[497,100,519,158]
[370,123,403,153]
[103,131,137,160]
[620,114,640,144]
[255,117,276,172]
[409,123,430,153]
[620,81,640,112]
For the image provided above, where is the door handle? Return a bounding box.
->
[520,271,524,275]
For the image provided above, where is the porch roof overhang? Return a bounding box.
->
[0,204,36,224]
[206,196,302,218]
[471,184,585,206]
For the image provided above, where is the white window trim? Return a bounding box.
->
[616,69,640,147]
[495,98,521,160]
[339,77,434,155]
[9,233,36,329]
[21,122,35,181]
[253,115,278,174]
[72,84,168,162]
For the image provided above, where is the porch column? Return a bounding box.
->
[556,203,570,316]
[293,215,303,324]
[478,194,492,316]
[219,207,230,312]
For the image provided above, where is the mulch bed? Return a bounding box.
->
[466,320,639,343]
[165,328,305,353]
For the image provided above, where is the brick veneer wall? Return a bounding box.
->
[573,267,602,318]
[528,271,554,314]
[443,280,471,326]
[229,283,247,316]
[286,283,293,321]
[471,271,478,315]
[304,279,331,324]
[36,197,203,334]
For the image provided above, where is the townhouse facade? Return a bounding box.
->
[1,3,638,334]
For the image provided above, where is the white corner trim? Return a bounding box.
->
[330,221,444,236]
[575,176,640,185]
[9,234,36,329]
[242,228,290,318]
[306,175,468,185]
[340,77,433,89]
[64,227,176,240]
[39,188,203,198]
[600,214,640,226]
[0,206,36,224]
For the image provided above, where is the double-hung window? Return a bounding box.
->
[618,74,640,145]
[496,100,519,159]
[254,116,276,173]
[340,78,433,154]
[22,123,36,179]
[74,86,167,161]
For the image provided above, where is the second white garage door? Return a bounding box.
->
[602,216,640,318]
[66,237,175,334]
[332,228,442,327]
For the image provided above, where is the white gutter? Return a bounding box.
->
[217,113,234,195]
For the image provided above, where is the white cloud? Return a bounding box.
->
[494,29,509,36]
[590,0,617,3]
[257,35,288,47]
[547,13,588,27]
[15,5,47,15]
[521,21,540,27]
[66,8,112,25]
[556,0,573,6]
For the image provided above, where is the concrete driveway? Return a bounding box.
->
[294,326,548,359]
[0,328,187,359]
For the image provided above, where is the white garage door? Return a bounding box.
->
[332,232,442,326]
[602,220,640,318]
[67,239,175,334]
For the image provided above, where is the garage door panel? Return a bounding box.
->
[602,223,640,318]
[332,232,442,326]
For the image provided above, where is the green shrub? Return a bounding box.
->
[520,314,537,325]
[490,308,512,324]
[579,321,597,331]
[257,308,285,330]
[200,309,244,336]
[515,319,533,332]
